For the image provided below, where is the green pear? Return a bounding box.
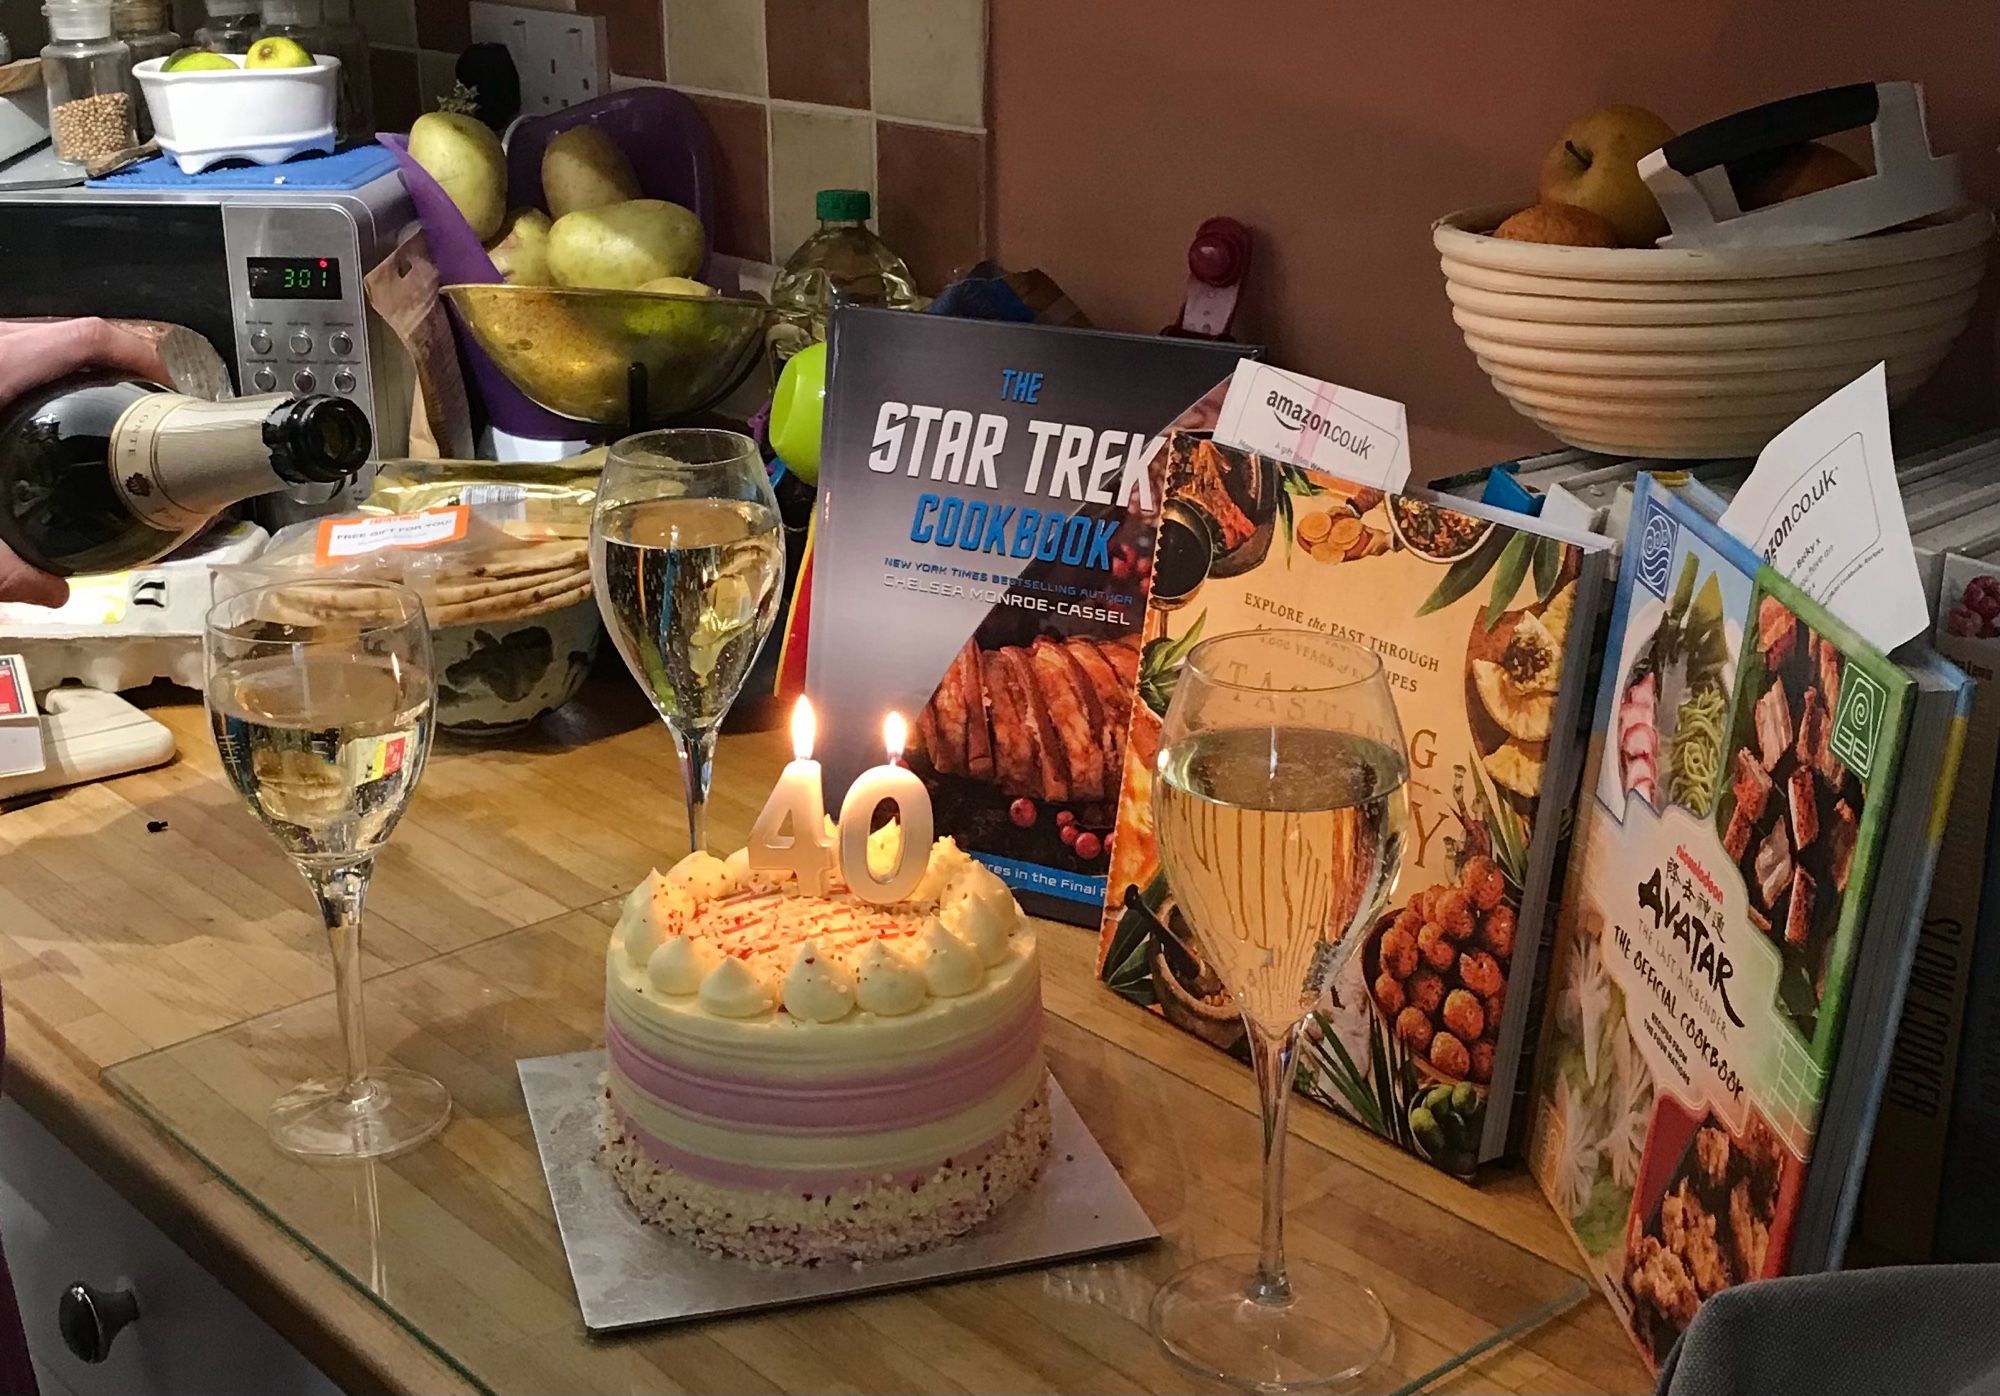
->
[635,276,715,296]
[163,47,237,71]
[547,199,705,291]
[487,208,553,285]
[243,36,313,68]
[541,125,641,220]
[408,110,506,241]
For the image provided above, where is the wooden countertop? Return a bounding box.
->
[0,680,1651,1395]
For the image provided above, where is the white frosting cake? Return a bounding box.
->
[600,831,1049,1265]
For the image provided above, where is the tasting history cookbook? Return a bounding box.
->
[803,308,1250,924]
[1092,402,1611,1177]
[1526,474,1961,1371]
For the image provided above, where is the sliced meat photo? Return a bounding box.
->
[914,634,1140,803]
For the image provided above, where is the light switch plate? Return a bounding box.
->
[468,2,610,115]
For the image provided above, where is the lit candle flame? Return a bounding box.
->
[883,711,908,762]
[791,696,816,762]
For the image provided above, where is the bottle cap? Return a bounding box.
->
[816,188,870,222]
[203,0,258,16]
[43,0,115,40]
[265,395,371,484]
[110,0,170,32]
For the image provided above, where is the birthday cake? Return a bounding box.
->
[599,835,1049,1265]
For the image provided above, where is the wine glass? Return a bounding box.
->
[1148,629,1411,1390]
[204,579,450,1161]
[590,429,785,856]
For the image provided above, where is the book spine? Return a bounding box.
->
[1857,558,2000,1261]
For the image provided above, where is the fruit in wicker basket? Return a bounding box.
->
[1736,141,1865,210]
[1493,201,1622,247]
[409,110,507,240]
[1536,104,1676,247]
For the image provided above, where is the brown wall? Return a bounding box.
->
[989,0,2000,477]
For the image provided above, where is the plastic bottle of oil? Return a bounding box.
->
[767,189,918,367]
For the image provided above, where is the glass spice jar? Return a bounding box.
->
[194,0,260,54]
[41,0,137,164]
[256,0,368,143]
[315,0,372,141]
[110,0,178,140]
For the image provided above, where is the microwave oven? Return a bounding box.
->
[0,161,417,518]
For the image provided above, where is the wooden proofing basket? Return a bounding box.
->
[1434,203,1994,458]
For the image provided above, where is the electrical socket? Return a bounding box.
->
[468,2,610,115]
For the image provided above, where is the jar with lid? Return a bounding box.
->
[314,0,371,140]
[110,0,178,139]
[41,0,136,164]
[256,0,367,142]
[194,0,259,54]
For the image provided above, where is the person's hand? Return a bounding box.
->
[0,318,171,607]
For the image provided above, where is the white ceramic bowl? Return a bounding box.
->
[134,53,339,174]
[1434,203,1994,458]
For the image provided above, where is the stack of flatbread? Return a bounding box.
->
[257,539,592,631]
[425,539,592,627]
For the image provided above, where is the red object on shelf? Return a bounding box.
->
[1163,216,1251,340]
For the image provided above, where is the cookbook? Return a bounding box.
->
[1093,415,1611,1176]
[803,307,1250,924]
[1854,552,2000,1265]
[1527,474,1967,1370]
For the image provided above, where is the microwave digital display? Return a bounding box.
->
[247,256,342,300]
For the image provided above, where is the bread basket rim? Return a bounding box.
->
[1433,201,1995,280]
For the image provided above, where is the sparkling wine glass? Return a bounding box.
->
[204,579,450,1161]
[1148,630,1411,1390]
[590,429,785,856]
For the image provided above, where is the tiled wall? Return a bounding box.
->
[366,0,987,289]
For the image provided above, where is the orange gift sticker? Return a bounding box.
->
[315,506,470,565]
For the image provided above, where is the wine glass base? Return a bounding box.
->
[1150,1255,1393,1392]
[268,1067,452,1163]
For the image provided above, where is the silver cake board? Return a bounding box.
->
[518,1051,1160,1333]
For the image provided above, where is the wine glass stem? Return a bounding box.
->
[304,860,373,1104]
[1246,1017,1302,1306]
[672,724,718,855]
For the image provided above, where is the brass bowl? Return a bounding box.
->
[443,283,775,427]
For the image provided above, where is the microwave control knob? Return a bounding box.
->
[292,369,316,393]
[289,330,313,356]
[328,331,354,357]
[249,329,273,355]
[332,368,357,395]
[252,366,278,392]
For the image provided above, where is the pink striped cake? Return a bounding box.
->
[600,837,1049,1265]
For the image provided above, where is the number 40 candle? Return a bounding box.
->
[745,698,838,892]
[838,712,933,904]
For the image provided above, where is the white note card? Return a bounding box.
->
[1213,362,1411,492]
[1718,363,1927,652]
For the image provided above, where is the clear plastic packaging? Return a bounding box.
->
[768,188,918,366]
[41,0,136,163]
[110,0,177,139]
[194,0,260,54]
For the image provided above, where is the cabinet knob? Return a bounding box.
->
[58,1281,139,1364]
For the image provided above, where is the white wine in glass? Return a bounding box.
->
[205,580,450,1162]
[591,430,784,855]
[1149,630,1410,1390]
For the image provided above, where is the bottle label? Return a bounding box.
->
[314,507,469,564]
[110,393,293,532]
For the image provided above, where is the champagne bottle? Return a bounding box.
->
[0,373,372,576]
